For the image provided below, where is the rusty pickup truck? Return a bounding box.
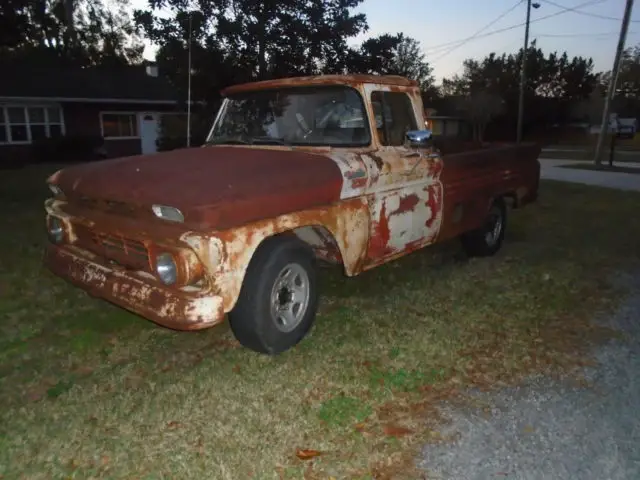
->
[43,74,541,354]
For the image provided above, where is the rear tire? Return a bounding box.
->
[228,235,319,355]
[460,197,507,257]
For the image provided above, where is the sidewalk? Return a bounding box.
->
[539,158,640,192]
[541,147,640,156]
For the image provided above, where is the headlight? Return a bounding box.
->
[152,204,184,223]
[155,252,178,285]
[49,184,63,196]
[47,217,64,244]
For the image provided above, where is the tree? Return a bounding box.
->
[442,41,596,99]
[136,0,368,82]
[350,33,435,91]
[603,43,640,99]
[440,42,598,138]
[135,6,236,103]
[455,92,505,142]
[135,0,370,143]
[0,0,143,67]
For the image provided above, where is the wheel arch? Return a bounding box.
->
[213,198,371,313]
[485,190,513,215]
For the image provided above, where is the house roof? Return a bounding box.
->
[0,65,178,105]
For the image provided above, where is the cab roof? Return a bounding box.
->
[221,74,418,96]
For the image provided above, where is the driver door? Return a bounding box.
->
[362,87,444,267]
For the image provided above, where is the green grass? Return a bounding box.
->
[559,163,640,175]
[1,163,640,479]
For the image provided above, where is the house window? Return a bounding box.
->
[371,91,418,146]
[101,113,139,138]
[0,105,65,145]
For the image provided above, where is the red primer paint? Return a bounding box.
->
[425,185,441,229]
[351,177,367,189]
[428,159,443,177]
[403,238,424,252]
[55,146,344,230]
[391,194,419,216]
[368,202,392,258]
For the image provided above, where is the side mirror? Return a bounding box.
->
[405,129,433,149]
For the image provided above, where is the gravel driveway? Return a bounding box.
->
[418,271,640,480]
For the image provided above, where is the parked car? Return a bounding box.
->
[43,74,541,355]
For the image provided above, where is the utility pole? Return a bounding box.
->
[594,0,634,165]
[517,0,540,143]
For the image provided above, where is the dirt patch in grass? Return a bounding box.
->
[559,163,640,175]
[1,165,639,479]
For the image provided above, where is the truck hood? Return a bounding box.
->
[50,146,344,230]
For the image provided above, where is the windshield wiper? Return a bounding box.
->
[206,136,251,145]
[207,136,289,146]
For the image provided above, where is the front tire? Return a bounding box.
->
[460,197,507,257]
[228,236,319,355]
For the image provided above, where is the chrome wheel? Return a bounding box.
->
[484,209,503,246]
[270,263,310,333]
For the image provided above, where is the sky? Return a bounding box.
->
[129,0,640,83]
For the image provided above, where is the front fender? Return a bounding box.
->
[182,197,371,313]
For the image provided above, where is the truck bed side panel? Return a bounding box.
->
[436,142,541,243]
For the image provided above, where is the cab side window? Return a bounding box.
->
[371,91,418,146]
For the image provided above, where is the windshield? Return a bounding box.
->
[207,86,371,147]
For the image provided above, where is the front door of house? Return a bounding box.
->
[140,113,159,154]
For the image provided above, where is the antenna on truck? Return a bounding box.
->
[186,7,193,148]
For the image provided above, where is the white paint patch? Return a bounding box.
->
[369,183,443,256]
[80,264,107,285]
[383,194,416,251]
[179,231,201,251]
[185,296,223,323]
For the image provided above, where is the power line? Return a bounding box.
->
[424,0,607,59]
[430,0,525,62]
[541,0,640,22]
[534,30,636,36]
[426,0,605,55]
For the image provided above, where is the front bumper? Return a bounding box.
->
[44,244,225,331]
